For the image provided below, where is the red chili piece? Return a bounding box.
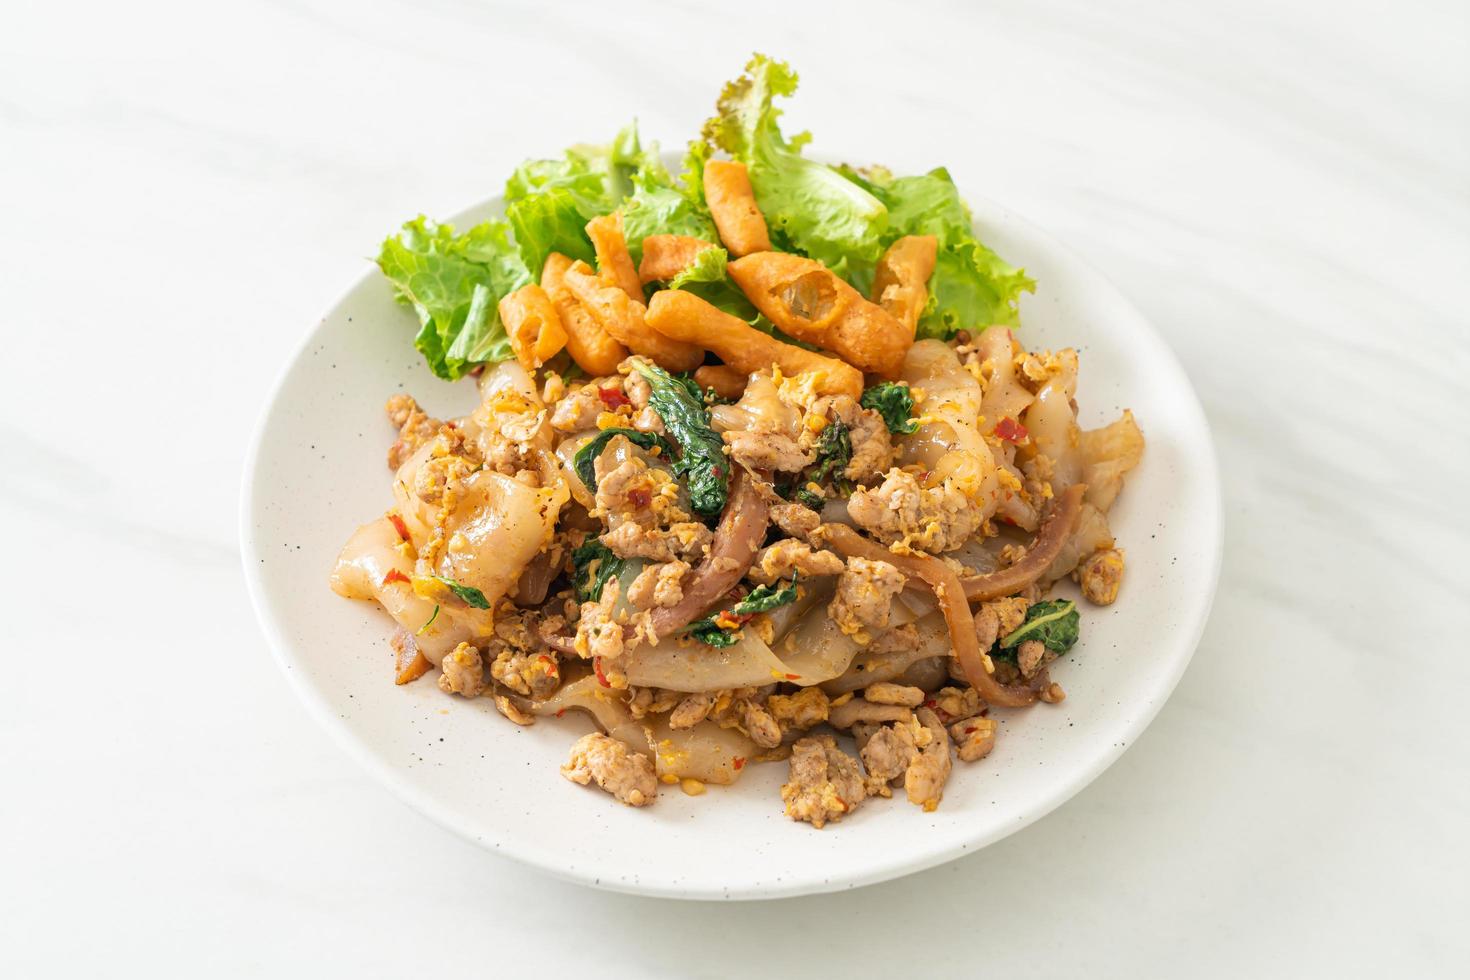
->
[597,387,630,409]
[995,417,1029,443]
[388,513,411,541]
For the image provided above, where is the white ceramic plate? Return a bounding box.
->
[241,178,1222,900]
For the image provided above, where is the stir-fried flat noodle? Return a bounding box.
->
[526,676,757,784]
[820,611,949,695]
[342,62,1149,819]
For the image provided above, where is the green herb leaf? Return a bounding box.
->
[861,382,920,435]
[431,576,491,609]
[684,576,799,646]
[415,605,440,635]
[572,428,678,495]
[998,599,1079,654]
[803,419,853,495]
[620,140,719,266]
[733,575,799,615]
[632,359,729,518]
[571,538,626,604]
[686,620,742,647]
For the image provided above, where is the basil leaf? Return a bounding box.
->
[632,360,729,518]
[431,576,491,609]
[998,599,1079,654]
[860,382,919,435]
[571,539,625,604]
[572,428,677,495]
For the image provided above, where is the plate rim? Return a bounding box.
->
[240,181,1223,900]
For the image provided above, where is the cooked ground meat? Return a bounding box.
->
[626,560,689,609]
[931,685,984,723]
[863,682,925,707]
[903,707,952,811]
[847,468,986,553]
[561,733,657,806]
[550,381,612,432]
[829,557,906,640]
[575,581,625,669]
[386,394,443,470]
[601,520,712,562]
[828,697,914,729]
[974,595,1030,650]
[1016,638,1056,679]
[438,642,486,697]
[781,736,867,829]
[668,692,715,729]
[807,395,893,483]
[489,647,560,699]
[723,429,814,472]
[748,539,845,585]
[859,712,927,797]
[1077,547,1125,605]
[769,501,821,539]
[950,715,998,762]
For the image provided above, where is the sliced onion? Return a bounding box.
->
[646,469,769,638]
[958,484,1084,601]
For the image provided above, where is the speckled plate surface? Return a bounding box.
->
[241,173,1222,900]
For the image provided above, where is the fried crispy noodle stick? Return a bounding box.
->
[693,364,747,401]
[638,235,718,284]
[872,235,938,333]
[499,284,568,372]
[726,251,911,377]
[542,252,628,375]
[564,261,704,373]
[702,160,772,257]
[585,212,644,302]
[644,468,770,638]
[820,498,1077,710]
[645,289,863,399]
[959,484,1085,601]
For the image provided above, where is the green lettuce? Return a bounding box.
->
[620,149,719,265]
[376,217,529,380]
[668,245,728,288]
[702,55,888,275]
[842,165,1034,336]
[503,123,665,279]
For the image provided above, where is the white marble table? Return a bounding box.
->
[4,0,1466,975]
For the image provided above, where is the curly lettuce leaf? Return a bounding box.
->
[620,147,719,265]
[668,245,728,288]
[842,165,1034,336]
[376,217,528,379]
[702,54,887,275]
[504,123,662,279]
